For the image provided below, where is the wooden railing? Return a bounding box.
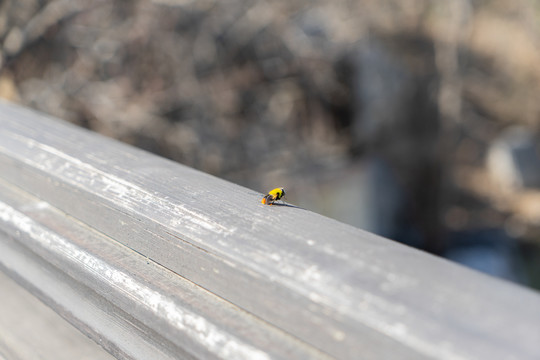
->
[0,100,539,359]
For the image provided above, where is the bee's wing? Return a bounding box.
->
[262,194,273,204]
[264,194,277,204]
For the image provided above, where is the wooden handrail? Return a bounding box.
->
[0,101,539,359]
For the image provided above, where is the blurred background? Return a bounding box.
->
[1,0,539,290]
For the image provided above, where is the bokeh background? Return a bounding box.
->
[1,0,540,290]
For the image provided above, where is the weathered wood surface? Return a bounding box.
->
[0,100,539,360]
[0,269,116,360]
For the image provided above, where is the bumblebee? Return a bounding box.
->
[261,187,285,205]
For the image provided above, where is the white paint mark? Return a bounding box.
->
[385,322,408,337]
[217,239,228,247]
[270,253,281,262]
[20,201,50,211]
[299,265,322,283]
[332,329,346,342]
[308,292,324,303]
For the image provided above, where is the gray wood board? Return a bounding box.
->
[1,101,539,359]
[0,179,327,360]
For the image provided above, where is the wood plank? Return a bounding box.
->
[1,101,539,359]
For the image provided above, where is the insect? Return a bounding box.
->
[261,187,285,205]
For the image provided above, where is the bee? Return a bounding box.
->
[261,187,285,205]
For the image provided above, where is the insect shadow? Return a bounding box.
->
[270,202,305,210]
